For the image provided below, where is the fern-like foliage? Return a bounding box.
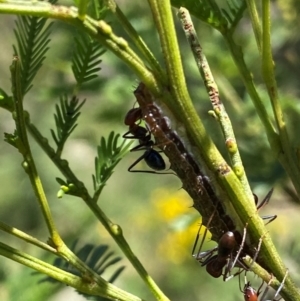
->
[72,33,106,89]
[92,132,132,202]
[90,0,110,20]
[221,0,247,33]
[50,95,86,156]
[12,1,56,96]
[71,0,107,89]
[40,242,125,301]
[172,0,246,34]
[172,0,228,32]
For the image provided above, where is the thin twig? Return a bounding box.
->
[178,7,253,200]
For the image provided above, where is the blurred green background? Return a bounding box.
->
[1,0,300,300]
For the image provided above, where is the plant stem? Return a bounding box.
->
[178,7,253,200]
[261,0,300,195]
[244,256,298,301]
[0,241,144,301]
[26,120,169,300]
[147,0,187,104]
[145,2,299,298]
[83,196,170,301]
[10,56,61,244]
[0,0,158,90]
[0,221,57,254]
[77,0,88,20]
[245,0,262,52]
[113,2,166,81]
[10,57,146,301]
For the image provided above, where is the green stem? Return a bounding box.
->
[77,0,88,20]
[147,0,186,101]
[145,2,299,299]
[178,7,252,200]
[147,1,242,231]
[223,34,277,141]
[261,0,300,195]
[244,256,298,301]
[261,1,280,126]
[0,221,57,254]
[0,0,158,90]
[10,56,61,243]
[10,58,123,297]
[26,121,169,300]
[113,3,166,81]
[0,242,144,301]
[222,33,300,195]
[3,1,299,300]
[26,121,86,189]
[245,0,262,53]
[84,198,170,301]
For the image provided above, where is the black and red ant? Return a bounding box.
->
[195,230,248,280]
[195,231,236,278]
[123,107,167,173]
[241,270,288,301]
[193,189,277,280]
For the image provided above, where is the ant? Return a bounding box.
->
[195,231,235,278]
[243,281,261,301]
[123,107,167,173]
[193,189,277,280]
[195,230,247,280]
[192,202,245,280]
[241,270,288,301]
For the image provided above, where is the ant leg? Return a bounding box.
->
[247,233,265,272]
[193,226,217,264]
[259,275,276,301]
[230,224,248,272]
[239,273,246,292]
[123,128,149,140]
[224,266,244,282]
[191,223,203,255]
[129,139,165,160]
[248,263,288,301]
[196,248,217,264]
[193,220,217,263]
[262,214,277,225]
[254,188,276,224]
[193,207,217,259]
[256,278,265,298]
[273,270,289,300]
[196,226,209,258]
[123,130,138,139]
[129,141,152,152]
[239,271,253,293]
[257,188,274,210]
